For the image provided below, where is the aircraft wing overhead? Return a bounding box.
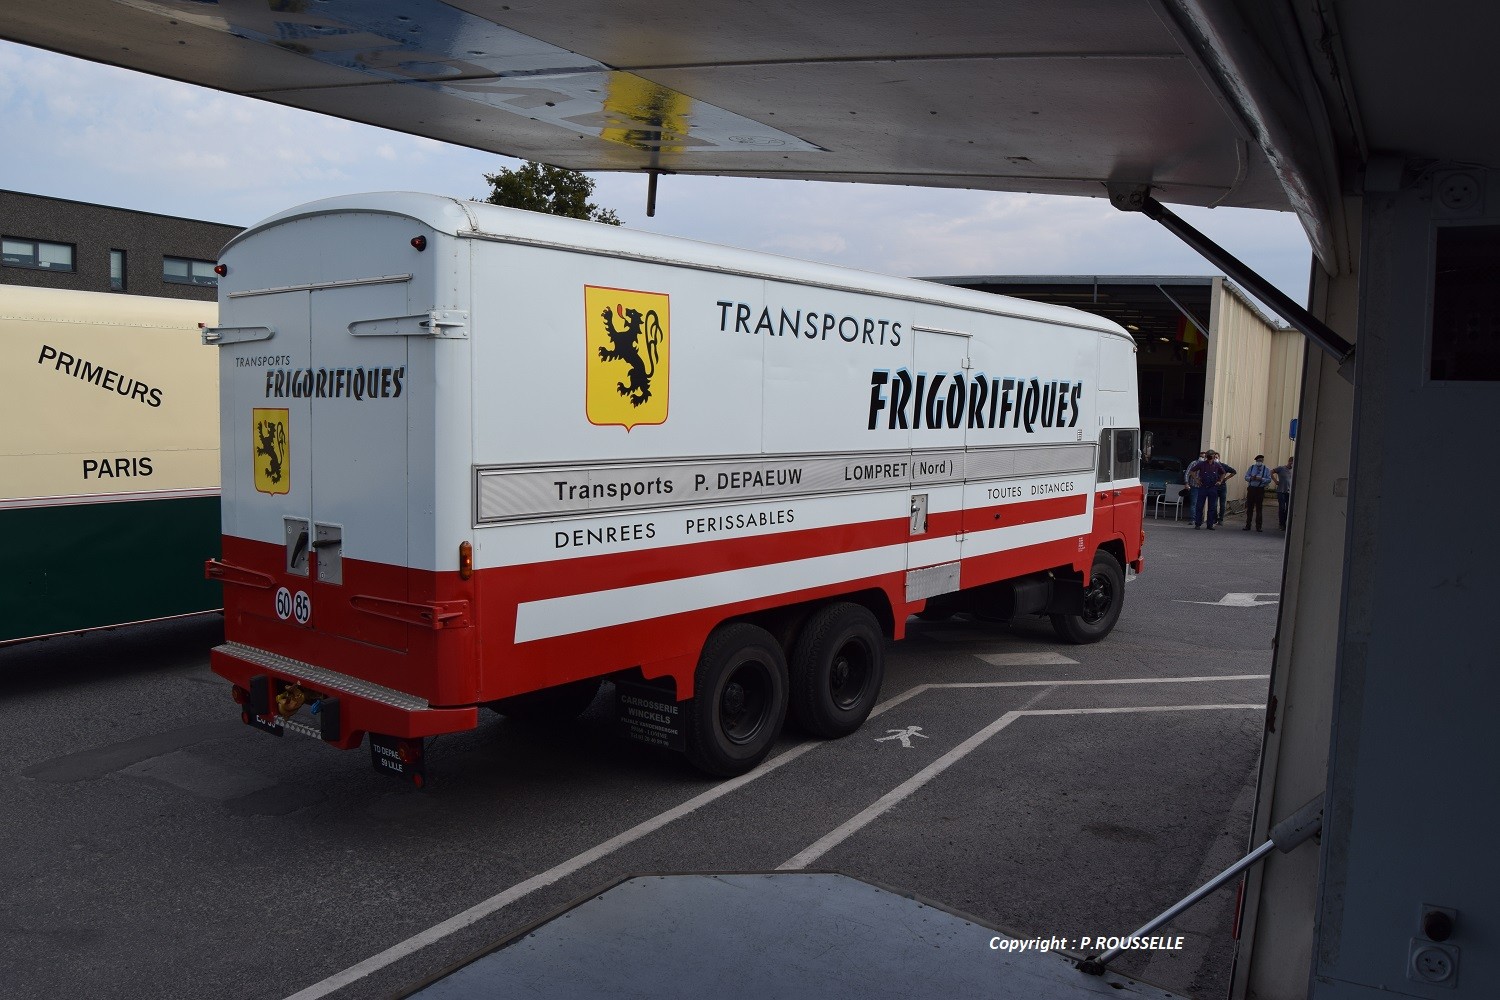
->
[2,0,1337,255]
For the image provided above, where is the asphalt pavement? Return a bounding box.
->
[1,511,1284,1000]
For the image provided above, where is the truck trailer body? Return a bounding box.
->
[205,193,1143,783]
[1,285,220,645]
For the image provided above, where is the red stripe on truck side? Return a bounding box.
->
[508,514,911,601]
[214,488,1122,716]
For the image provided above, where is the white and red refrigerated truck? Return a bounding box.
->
[205,193,1144,785]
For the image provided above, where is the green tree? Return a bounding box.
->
[480,162,622,225]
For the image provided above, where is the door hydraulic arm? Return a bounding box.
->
[1108,184,1355,384]
[1076,794,1324,975]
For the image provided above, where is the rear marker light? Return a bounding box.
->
[410,235,427,251]
[459,541,473,580]
[230,685,248,705]
[213,263,228,276]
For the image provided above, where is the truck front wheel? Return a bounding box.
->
[1050,551,1125,644]
[686,623,789,777]
[790,602,885,738]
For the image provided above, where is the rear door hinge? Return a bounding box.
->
[347,310,468,339]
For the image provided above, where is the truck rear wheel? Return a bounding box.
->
[790,602,885,738]
[1050,552,1124,644]
[686,623,788,777]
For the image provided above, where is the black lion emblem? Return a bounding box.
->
[256,417,287,485]
[598,305,663,408]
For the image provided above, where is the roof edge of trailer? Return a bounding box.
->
[224,192,1132,341]
[0,283,215,328]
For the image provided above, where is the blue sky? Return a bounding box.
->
[0,40,1312,303]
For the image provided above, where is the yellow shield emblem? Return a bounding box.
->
[253,408,290,495]
[586,286,669,430]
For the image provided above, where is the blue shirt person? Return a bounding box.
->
[1243,455,1272,531]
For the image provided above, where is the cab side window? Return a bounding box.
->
[1113,429,1140,481]
[1098,428,1141,483]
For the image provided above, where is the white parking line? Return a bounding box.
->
[282,738,827,1000]
[866,674,1269,718]
[975,652,1079,666]
[281,675,1269,1000]
[778,703,1263,871]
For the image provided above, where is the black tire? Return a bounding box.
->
[789,603,885,738]
[491,677,602,723]
[685,623,789,777]
[1050,552,1125,644]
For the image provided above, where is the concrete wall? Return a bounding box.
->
[1202,278,1305,505]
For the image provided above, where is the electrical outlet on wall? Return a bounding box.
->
[1433,171,1483,216]
[1408,940,1459,989]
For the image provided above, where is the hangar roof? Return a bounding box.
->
[5,1,1498,278]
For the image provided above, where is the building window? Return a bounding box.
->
[163,256,218,287]
[110,249,127,291]
[2,237,75,272]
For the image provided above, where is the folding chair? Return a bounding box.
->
[1154,485,1185,521]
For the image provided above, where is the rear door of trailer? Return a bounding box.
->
[218,218,415,668]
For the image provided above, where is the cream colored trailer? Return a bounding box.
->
[0,285,220,642]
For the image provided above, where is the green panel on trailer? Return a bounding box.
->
[0,496,221,643]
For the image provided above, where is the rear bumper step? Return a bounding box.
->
[210,641,478,748]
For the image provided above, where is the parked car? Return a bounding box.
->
[1142,456,1186,495]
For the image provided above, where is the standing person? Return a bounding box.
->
[1243,454,1272,531]
[1272,456,1295,529]
[1215,456,1237,523]
[1185,451,1207,528]
[1192,451,1226,530]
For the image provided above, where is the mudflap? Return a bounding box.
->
[615,679,687,752]
[370,733,427,789]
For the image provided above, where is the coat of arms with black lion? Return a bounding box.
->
[597,304,664,407]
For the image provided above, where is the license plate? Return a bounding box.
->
[369,733,426,787]
[246,712,285,737]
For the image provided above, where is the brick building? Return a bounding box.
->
[1,189,241,300]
